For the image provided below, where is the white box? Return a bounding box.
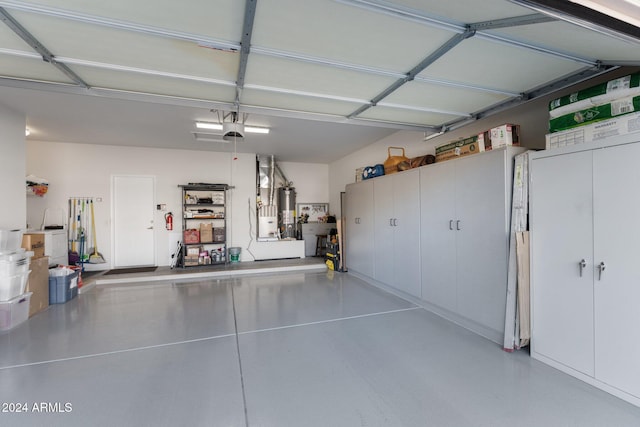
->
[488,124,520,149]
[546,111,640,149]
[0,292,31,332]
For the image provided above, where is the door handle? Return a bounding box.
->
[579,259,586,277]
[449,220,453,230]
[456,220,461,231]
[598,262,606,280]
[146,226,153,230]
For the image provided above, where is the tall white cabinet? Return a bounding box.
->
[530,136,640,406]
[420,147,523,338]
[345,179,375,278]
[345,147,522,343]
[373,169,421,297]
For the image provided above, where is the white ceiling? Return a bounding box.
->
[0,0,638,162]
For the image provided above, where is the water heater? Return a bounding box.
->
[278,186,296,239]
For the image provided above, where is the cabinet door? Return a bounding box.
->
[455,150,510,333]
[345,181,374,277]
[420,163,457,311]
[530,151,594,376]
[373,176,395,286]
[594,143,640,397]
[392,169,421,297]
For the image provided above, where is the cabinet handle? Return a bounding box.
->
[389,218,393,227]
[456,220,461,231]
[598,262,606,280]
[449,220,453,230]
[579,259,586,277]
[393,219,398,227]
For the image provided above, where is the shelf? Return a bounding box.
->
[183,261,227,267]
[179,183,229,268]
[184,216,225,220]
[184,242,226,246]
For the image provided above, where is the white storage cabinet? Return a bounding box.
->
[345,179,375,278]
[373,169,421,297]
[529,135,640,407]
[420,147,524,339]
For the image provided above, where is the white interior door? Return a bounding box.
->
[113,175,156,268]
[530,151,594,376]
[594,142,640,398]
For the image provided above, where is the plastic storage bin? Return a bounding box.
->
[0,251,30,276]
[0,229,24,255]
[0,292,31,332]
[0,270,31,302]
[49,270,79,304]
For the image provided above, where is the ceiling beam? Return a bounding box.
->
[0,75,436,132]
[348,28,476,119]
[469,13,556,30]
[0,7,89,88]
[235,0,257,110]
[509,0,640,43]
[443,64,616,132]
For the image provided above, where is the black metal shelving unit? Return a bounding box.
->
[178,184,229,268]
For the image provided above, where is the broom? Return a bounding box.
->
[88,200,106,264]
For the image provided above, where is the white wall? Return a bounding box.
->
[26,141,328,267]
[0,103,26,230]
[328,131,426,216]
[278,161,330,208]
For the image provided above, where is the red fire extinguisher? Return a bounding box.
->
[164,212,173,231]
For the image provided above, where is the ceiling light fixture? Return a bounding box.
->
[195,121,269,134]
[195,122,223,131]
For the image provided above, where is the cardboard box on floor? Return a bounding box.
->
[26,256,49,317]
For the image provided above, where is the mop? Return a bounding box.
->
[88,200,106,263]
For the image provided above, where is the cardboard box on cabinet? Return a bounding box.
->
[435,136,483,162]
[21,234,45,259]
[546,111,640,149]
[26,256,49,317]
[488,124,520,149]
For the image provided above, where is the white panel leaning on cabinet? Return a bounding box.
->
[529,133,640,408]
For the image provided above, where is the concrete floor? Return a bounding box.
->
[1,265,640,426]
